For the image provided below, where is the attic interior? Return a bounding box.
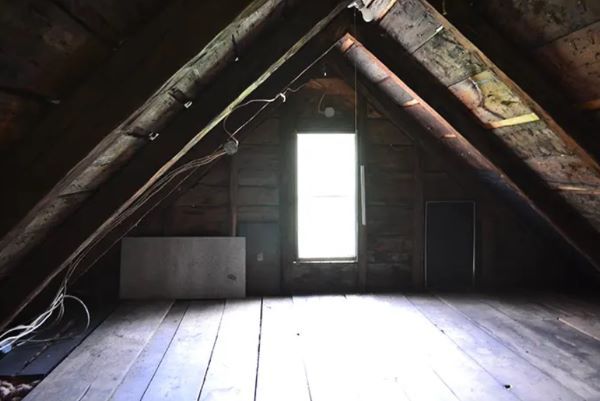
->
[0,0,599,399]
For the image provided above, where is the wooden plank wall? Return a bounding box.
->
[364,119,414,289]
[129,116,282,238]
[124,81,576,293]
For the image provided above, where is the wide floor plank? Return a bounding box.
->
[441,294,600,400]
[199,299,261,401]
[24,301,173,401]
[408,294,583,401]
[346,294,453,401]
[533,293,600,342]
[485,295,600,391]
[559,315,600,342]
[24,293,600,401]
[292,295,364,401]
[255,297,310,401]
[141,301,224,401]
[109,302,188,401]
[381,294,519,401]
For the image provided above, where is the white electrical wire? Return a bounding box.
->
[0,150,226,353]
[1,39,337,354]
[222,82,308,139]
[17,295,90,345]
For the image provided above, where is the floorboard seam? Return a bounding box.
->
[137,301,190,401]
[436,294,518,351]
[406,295,523,400]
[292,296,314,401]
[196,300,226,401]
[558,317,600,342]
[434,294,589,399]
[252,298,264,401]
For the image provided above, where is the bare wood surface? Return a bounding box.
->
[345,294,454,401]
[141,301,224,401]
[26,293,600,401]
[349,30,600,271]
[109,302,188,401]
[199,299,261,401]
[409,294,584,401]
[291,295,364,401]
[255,297,311,401]
[440,293,600,400]
[0,4,350,333]
[24,301,173,401]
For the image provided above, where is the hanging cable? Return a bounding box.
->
[222,81,309,140]
[0,149,226,353]
[0,37,339,353]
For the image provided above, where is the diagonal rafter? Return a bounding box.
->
[0,0,298,278]
[0,4,351,332]
[424,0,599,152]
[335,34,600,273]
[355,0,600,237]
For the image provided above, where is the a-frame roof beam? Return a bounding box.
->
[330,52,569,256]
[358,0,600,235]
[0,0,294,276]
[361,0,600,170]
[336,34,600,272]
[0,7,351,332]
[426,0,599,155]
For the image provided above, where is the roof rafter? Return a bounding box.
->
[333,34,583,245]
[425,0,599,149]
[0,0,296,277]
[357,0,600,233]
[0,3,351,332]
[352,0,600,267]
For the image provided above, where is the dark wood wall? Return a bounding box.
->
[122,85,577,294]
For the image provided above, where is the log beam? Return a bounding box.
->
[0,0,291,276]
[0,5,350,331]
[335,34,600,273]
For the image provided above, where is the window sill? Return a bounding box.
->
[293,259,357,265]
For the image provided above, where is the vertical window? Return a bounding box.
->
[296,133,357,260]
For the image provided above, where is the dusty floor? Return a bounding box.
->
[24,293,600,401]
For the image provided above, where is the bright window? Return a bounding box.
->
[296,133,357,260]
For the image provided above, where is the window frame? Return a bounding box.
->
[293,131,359,263]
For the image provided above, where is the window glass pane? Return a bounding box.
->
[297,133,357,259]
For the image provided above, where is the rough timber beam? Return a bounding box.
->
[0,0,292,277]
[0,6,351,332]
[335,34,600,273]
[425,0,600,156]
[354,0,600,238]
[69,92,294,285]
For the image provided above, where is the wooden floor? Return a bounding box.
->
[24,293,600,401]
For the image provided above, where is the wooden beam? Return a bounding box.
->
[334,35,600,273]
[357,1,600,241]
[355,25,600,268]
[363,0,600,172]
[0,7,351,331]
[426,0,600,159]
[0,0,289,276]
